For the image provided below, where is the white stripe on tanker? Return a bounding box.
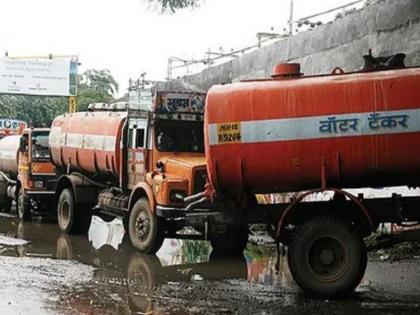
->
[49,127,117,152]
[209,108,420,145]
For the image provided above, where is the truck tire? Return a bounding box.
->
[128,198,165,254]
[57,188,92,235]
[17,189,31,221]
[288,216,367,297]
[210,225,249,256]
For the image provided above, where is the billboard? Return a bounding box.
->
[0,57,77,96]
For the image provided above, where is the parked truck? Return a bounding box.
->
[0,128,56,219]
[194,61,420,296]
[158,59,420,296]
[49,90,209,253]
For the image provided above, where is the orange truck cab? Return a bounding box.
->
[0,127,56,220]
[17,128,56,219]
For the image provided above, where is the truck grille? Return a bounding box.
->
[193,169,207,195]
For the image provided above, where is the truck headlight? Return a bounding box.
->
[170,190,186,202]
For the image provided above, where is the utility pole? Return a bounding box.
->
[289,0,294,36]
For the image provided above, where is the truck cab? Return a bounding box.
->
[17,128,56,220]
[121,90,208,252]
[126,91,206,204]
[52,90,209,254]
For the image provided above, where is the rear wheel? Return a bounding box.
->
[57,188,91,234]
[288,216,367,297]
[17,189,31,221]
[128,198,165,254]
[210,224,249,256]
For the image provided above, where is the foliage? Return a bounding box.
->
[0,69,118,126]
[145,0,202,12]
[77,69,119,112]
[0,95,67,127]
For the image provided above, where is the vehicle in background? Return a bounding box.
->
[49,90,208,254]
[0,119,27,140]
[0,128,56,220]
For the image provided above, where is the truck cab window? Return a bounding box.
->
[32,132,50,161]
[128,129,133,148]
[136,129,145,148]
[156,120,204,153]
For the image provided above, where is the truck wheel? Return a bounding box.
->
[288,216,367,297]
[210,225,249,256]
[128,198,165,254]
[17,189,31,221]
[57,188,92,235]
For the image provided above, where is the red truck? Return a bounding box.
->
[194,61,420,296]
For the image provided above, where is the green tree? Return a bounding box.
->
[145,0,202,12]
[77,69,119,111]
[0,96,17,117]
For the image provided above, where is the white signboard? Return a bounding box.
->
[0,57,77,96]
[128,89,153,111]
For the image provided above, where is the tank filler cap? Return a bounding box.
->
[271,63,302,79]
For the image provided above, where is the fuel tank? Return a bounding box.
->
[0,135,21,176]
[205,66,420,194]
[49,111,127,180]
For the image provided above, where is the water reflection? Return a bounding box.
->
[0,214,295,314]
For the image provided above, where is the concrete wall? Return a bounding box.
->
[162,0,420,92]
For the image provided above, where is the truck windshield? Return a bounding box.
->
[156,120,204,153]
[32,132,50,161]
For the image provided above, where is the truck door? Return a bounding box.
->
[127,119,148,187]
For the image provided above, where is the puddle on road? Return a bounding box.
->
[0,213,296,314]
[0,213,419,314]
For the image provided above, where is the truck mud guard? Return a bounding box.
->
[128,182,156,213]
[55,173,99,205]
[276,187,375,242]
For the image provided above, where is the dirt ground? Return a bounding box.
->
[0,213,419,315]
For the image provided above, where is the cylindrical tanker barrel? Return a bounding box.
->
[49,111,127,180]
[0,135,21,176]
[205,66,420,195]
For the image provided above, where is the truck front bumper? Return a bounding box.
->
[156,205,220,219]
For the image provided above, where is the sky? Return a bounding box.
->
[0,0,364,96]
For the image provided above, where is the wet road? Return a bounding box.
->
[0,214,419,315]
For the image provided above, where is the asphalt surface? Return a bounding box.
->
[0,213,419,315]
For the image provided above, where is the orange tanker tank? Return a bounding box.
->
[49,111,127,180]
[205,66,420,195]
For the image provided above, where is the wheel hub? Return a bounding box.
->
[308,236,348,281]
[320,248,334,265]
[135,211,150,240]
